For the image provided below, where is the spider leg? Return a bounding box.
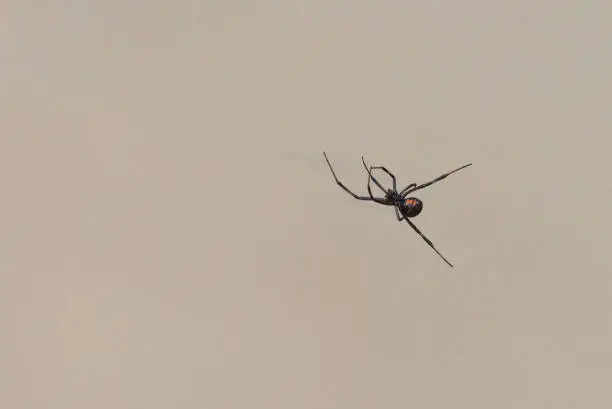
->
[365,171,387,204]
[323,152,387,203]
[360,158,396,205]
[361,156,397,192]
[404,218,454,268]
[399,183,417,197]
[394,205,406,221]
[360,157,391,193]
[405,163,472,194]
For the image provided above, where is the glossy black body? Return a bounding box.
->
[323,152,472,268]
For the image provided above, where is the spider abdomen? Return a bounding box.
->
[402,197,423,218]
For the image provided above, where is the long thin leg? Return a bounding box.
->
[360,158,396,205]
[405,163,472,195]
[360,158,387,194]
[405,219,454,268]
[323,152,387,202]
[399,183,417,197]
[365,170,387,203]
[361,157,397,192]
[394,205,406,221]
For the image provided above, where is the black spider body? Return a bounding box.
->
[379,188,423,218]
[323,152,471,267]
[399,196,423,218]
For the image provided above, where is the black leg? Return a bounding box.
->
[360,157,387,194]
[405,163,472,194]
[360,158,394,205]
[323,152,386,202]
[365,172,389,204]
[399,183,417,197]
[405,219,454,268]
[394,206,406,221]
[361,156,397,192]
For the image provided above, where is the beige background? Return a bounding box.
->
[2,1,611,408]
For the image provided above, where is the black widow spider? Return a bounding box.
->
[323,152,472,268]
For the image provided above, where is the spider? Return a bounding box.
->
[323,152,472,268]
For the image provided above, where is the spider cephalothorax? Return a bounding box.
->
[323,152,471,267]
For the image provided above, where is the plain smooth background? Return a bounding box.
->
[2,1,611,408]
